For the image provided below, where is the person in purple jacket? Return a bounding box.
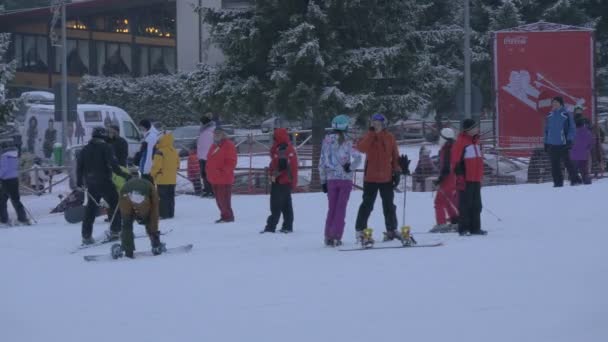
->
[0,139,29,225]
[570,117,593,185]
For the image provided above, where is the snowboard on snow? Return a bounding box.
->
[70,229,174,254]
[64,205,104,224]
[338,242,443,252]
[83,244,193,262]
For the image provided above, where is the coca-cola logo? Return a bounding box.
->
[503,36,528,45]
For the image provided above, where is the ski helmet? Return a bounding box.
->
[331,114,350,131]
[371,113,386,123]
[92,126,107,139]
[440,128,455,140]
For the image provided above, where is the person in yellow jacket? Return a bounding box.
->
[151,132,180,219]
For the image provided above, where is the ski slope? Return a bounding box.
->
[1,181,607,342]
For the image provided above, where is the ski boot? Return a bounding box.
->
[400,226,417,246]
[324,238,335,247]
[429,223,452,233]
[357,228,374,248]
[82,236,95,246]
[111,243,124,259]
[383,229,403,242]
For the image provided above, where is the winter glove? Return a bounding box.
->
[456,176,465,191]
[399,154,411,175]
[322,183,328,193]
[342,162,351,173]
[392,172,401,189]
[278,158,288,171]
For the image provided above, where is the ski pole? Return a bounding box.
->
[23,205,38,225]
[402,174,407,225]
[483,206,503,222]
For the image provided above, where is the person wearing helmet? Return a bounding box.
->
[354,113,402,244]
[430,128,459,233]
[318,115,362,246]
[76,126,130,245]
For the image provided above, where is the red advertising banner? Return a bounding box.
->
[494,30,595,151]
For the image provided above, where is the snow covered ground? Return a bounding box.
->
[1,180,607,342]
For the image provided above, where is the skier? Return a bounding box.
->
[205,126,237,223]
[570,117,593,185]
[107,124,128,167]
[544,96,577,187]
[77,127,129,245]
[0,139,30,225]
[354,113,402,245]
[451,119,487,236]
[319,115,361,246]
[113,176,166,258]
[137,119,160,184]
[430,128,459,233]
[151,132,180,219]
[197,113,216,197]
[261,127,298,234]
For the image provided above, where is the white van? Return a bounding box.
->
[22,104,142,160]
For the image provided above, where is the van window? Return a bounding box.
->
[123,121,140,140]
[84,111,102,122]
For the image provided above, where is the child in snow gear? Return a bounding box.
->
[431,128,459,233]
[413,145,437,191]
[452,119,487,236]
[187,142,202,195]
[77,127,130,245]
[114,177,165,258]
[319,115,362,246]
[544,97,578,187]
[570,118,593,185]
[206,127,237,223]
[197,114,216,197]
[263,128,298,233]
[354,114,402,244]
[151,132,180,219]
[137,119,160,184]
[0,139,30,225]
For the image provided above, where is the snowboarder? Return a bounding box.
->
[137,119,160,184]
[76,126,129,245]
[262,127,298,234]
[570,117,593,185]
[114,177,166,258]
[205,126,237,223]
[0,139,30,225]
[452,119,487,236]
[319,115,361,246]
[544,96,578,187]
[354,113,402,244]
[197,113,216,197]
[107,124,128,167]
[431,128,459,233]
[151,132,180,219]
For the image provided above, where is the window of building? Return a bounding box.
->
[55,39,90,76]
[95,41,132,76]
[107,15,130,34]
[222,0,254,9]
[136,6,176,38]
[13,34,48,72]
[66,18,92,31]
[140,46,176,75]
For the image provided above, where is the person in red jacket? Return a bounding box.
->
[205,127,237,223]
[186,142,202,195]
[261,128,298,233]
[451,119,487,236]
[431,128,459,233]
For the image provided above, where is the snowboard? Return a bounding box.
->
[338,242,443,252]
[64,205,103,224]
[83,244,193,262]
[69,229,174,254]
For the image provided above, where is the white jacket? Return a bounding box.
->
[140,127,160,175]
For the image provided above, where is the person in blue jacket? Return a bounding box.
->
[544,96,578,187]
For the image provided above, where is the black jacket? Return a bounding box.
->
[77,138,127,187]
[108,136,129,167]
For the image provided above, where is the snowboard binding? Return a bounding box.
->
[111,243,124,259]
[400,226,417,247]
[359,228,375,249]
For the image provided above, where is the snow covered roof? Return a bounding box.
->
[494,21,594,33]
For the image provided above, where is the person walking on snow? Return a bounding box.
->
[570,117,593,185]
[197,113,216,197]
[151,132,180,219]
[451,119,487,236]
[77,127,130,245]
[206,127,237,223]
[430,128,459,233]
[354,113,402,244]
[544,96,578,187]
[261,128,298,234]
[137,119,160,184]
[115,177,166,258]
[0,139,30,225]
[319,115,362,246]
[107,125,128,167]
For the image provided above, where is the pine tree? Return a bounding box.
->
[0,33,17,125]
[489,0,523,31]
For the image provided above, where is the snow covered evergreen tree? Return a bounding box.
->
[0,33,17,125]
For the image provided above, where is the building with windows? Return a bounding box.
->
[0,0,252,92]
